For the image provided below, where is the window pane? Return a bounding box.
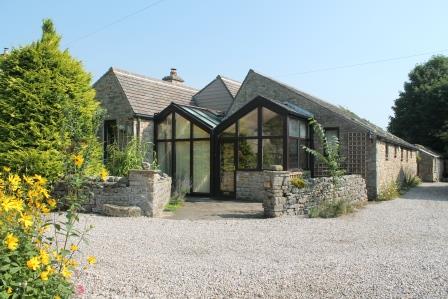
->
[157,114,172,139]
[288,118,300,138]
[325,129,338,145]
[221,123,236,138]
[220,141,235,192]
[175,141,190,190]
[288,138,299,169]
[239,109,258,137]
[262,108,283,136]
[193,125,209,139]
[157,142,172,176]
[175,113,190,139]
[262,138,283,169]
[299,139,309,170]
[238,139,258,169]
[299,120,307,138]
[193,141,210,193]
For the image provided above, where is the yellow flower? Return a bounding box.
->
[40,188,50,199]
[72,155,84,168]
[2,197,23,212]
[54,295,61,299]
[70,244,78,252]
[23,175,34,185]
[3,166,11,172]
[33,175,47,185]
[47,198,57,209]
[61,266,72,279]
[87,256,96,265]
[39,249,50,265]
[40,270,49,281]
[7,174,21,191]
[19,214,33,228]
[6,287,12,294]
[4,233,19,251]
[26,256,40,271]
[46,265,55,274]
[40,204,50,214]
[68,259,79,267]
[100,168,108,182]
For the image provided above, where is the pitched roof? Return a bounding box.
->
[101,67,198,116]
[175,104,223,128]
[415,144,442,158]
[219,76,241,98]
[248,70,416,149]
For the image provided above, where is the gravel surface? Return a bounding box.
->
[74,182,448,298]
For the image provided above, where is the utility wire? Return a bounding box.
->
[278,48,448,77]
[64,0,169,47]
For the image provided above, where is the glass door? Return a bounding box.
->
[219,140,235,195]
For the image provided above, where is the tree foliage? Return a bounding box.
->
[0,19,103,181]
[388,55,448,155]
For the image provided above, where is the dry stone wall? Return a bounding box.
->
[236,171,265,201]
[263,171,368,217]
[80,170,171,217]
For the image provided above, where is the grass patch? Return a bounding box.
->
[164,200,183,212]
[308,199,356,218]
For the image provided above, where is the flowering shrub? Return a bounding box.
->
[0,166,96,298]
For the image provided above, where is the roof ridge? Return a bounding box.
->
[218,75,242,84]
[249,69,415,149]
[111,67,198,92]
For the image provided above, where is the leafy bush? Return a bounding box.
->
[290,176,306,188]
[308,199,355,218]
[0,169,96,298]
[402,173,421,190]
[377,181,400,201]
[0,19,102,183]
[106,138,152,177]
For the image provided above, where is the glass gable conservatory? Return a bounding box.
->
[155,104,221,194]
[155,97,313,197]
[214,96,313,196]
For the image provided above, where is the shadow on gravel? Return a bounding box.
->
[216,212,265,219]
[400,183,448,201]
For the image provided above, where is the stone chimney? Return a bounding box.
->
[162,68,184,85]
[1,48,9,56]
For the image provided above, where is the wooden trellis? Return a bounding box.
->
[346,132,367,178]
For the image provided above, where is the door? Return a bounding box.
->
[219,140,235,196]
[103,120,117,160]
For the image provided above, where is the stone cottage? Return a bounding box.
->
[94,67,418,200]
[415,144,445,182]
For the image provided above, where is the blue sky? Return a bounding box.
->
[1,0,447,128]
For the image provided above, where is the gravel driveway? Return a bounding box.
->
[75,182,448,298]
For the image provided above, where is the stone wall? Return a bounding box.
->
[418,152,444,182]
[236,171,265,201]
[83,170,171,217]
[263,171,368,217]
[375,140,417,196]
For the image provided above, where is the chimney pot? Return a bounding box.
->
[162,67,184,84]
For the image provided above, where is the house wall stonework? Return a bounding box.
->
[94,70,135,146]
[236,171,265,201]
[263,171,367,217]
[375,140,417,195]
[418,152,444,182]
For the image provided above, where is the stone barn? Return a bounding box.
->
[416,144,445,182]
[94,67,418,200]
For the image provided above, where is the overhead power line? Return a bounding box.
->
[278,48,448,77]
[64,0,169,47]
